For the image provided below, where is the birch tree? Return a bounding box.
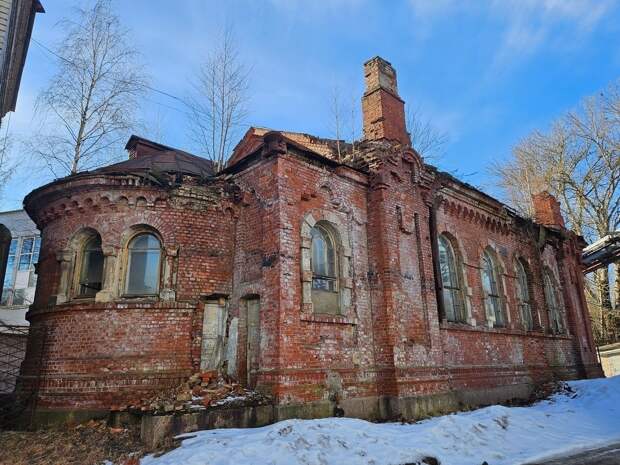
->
[188,29,249,170]
[30,0,147,176]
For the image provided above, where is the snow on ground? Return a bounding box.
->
[141,376,620,465]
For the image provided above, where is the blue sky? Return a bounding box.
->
[3,0,620,210]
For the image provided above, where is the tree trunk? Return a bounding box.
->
[614,262,620,311]
[596,266,614,344]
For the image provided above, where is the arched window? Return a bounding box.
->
[543,269,564,334]
[482,250,505,327]
[515,259,533,330]
[311,224,337,292]
[309,223,340,315]
[438,235,466,323]
[125,233,162,295]
[78,235,104,296]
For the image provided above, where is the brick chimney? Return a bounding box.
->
[532,191,565,228]
[361,56,410,146]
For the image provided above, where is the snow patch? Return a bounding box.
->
[141,376,620,465]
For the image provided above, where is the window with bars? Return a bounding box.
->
[515,259,533,330]
[482,250,505,327]
[438,235,466,323]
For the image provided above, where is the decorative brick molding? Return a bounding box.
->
[438,230,476,326]
[300,210,354,319]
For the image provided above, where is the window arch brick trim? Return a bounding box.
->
[54,227,104,304]
[52,223,177,304]
[479,244,509,328]
[512,255,540,331]
[437,232,475,325]
[543,266,567,335]
[300,210,353,319]
[114,224,175,301]
[540,245,569,335]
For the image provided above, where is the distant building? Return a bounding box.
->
[0,209,39,393]
[599,343,620,377]
[0,0,44,123]
[0,209,39,325]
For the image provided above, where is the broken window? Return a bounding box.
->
[515,259,533,330]
[438,234,466,323]
[482,250,505,327]
[125,233,161,295]
[543,269,564,334]
[78,235,104,296]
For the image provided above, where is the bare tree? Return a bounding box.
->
[0,134,15,197]
[348,92,360,156]
[30,0,147,176]
[188,28,249,170]
[141,107,168,145]
[327,85,361,160]
[490,127,564,219]
[491,83,620,344]
[406,106,448,160]
[330,86,343,161]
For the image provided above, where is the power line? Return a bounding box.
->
[31,37,192,109]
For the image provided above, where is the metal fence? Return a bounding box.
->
[0,323,29,393]
[0,321,46,429]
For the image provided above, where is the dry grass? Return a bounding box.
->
[0,420,145,465]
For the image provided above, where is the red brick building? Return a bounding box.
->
[21,57,601,421]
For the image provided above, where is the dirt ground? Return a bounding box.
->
[0,381,572,465]
[0,420,147,465]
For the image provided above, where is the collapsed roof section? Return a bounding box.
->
[228,127,350,167]
[94,135,216,179]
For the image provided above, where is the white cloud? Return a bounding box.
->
[492,0,612,56]
[409,0,614,59]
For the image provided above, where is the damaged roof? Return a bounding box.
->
[228,127,350,167]
[227,127,517,214]
[91,135,216,178]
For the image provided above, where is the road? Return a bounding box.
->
[523,442,620,465]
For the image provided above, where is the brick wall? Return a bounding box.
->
[19,134,601,413]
